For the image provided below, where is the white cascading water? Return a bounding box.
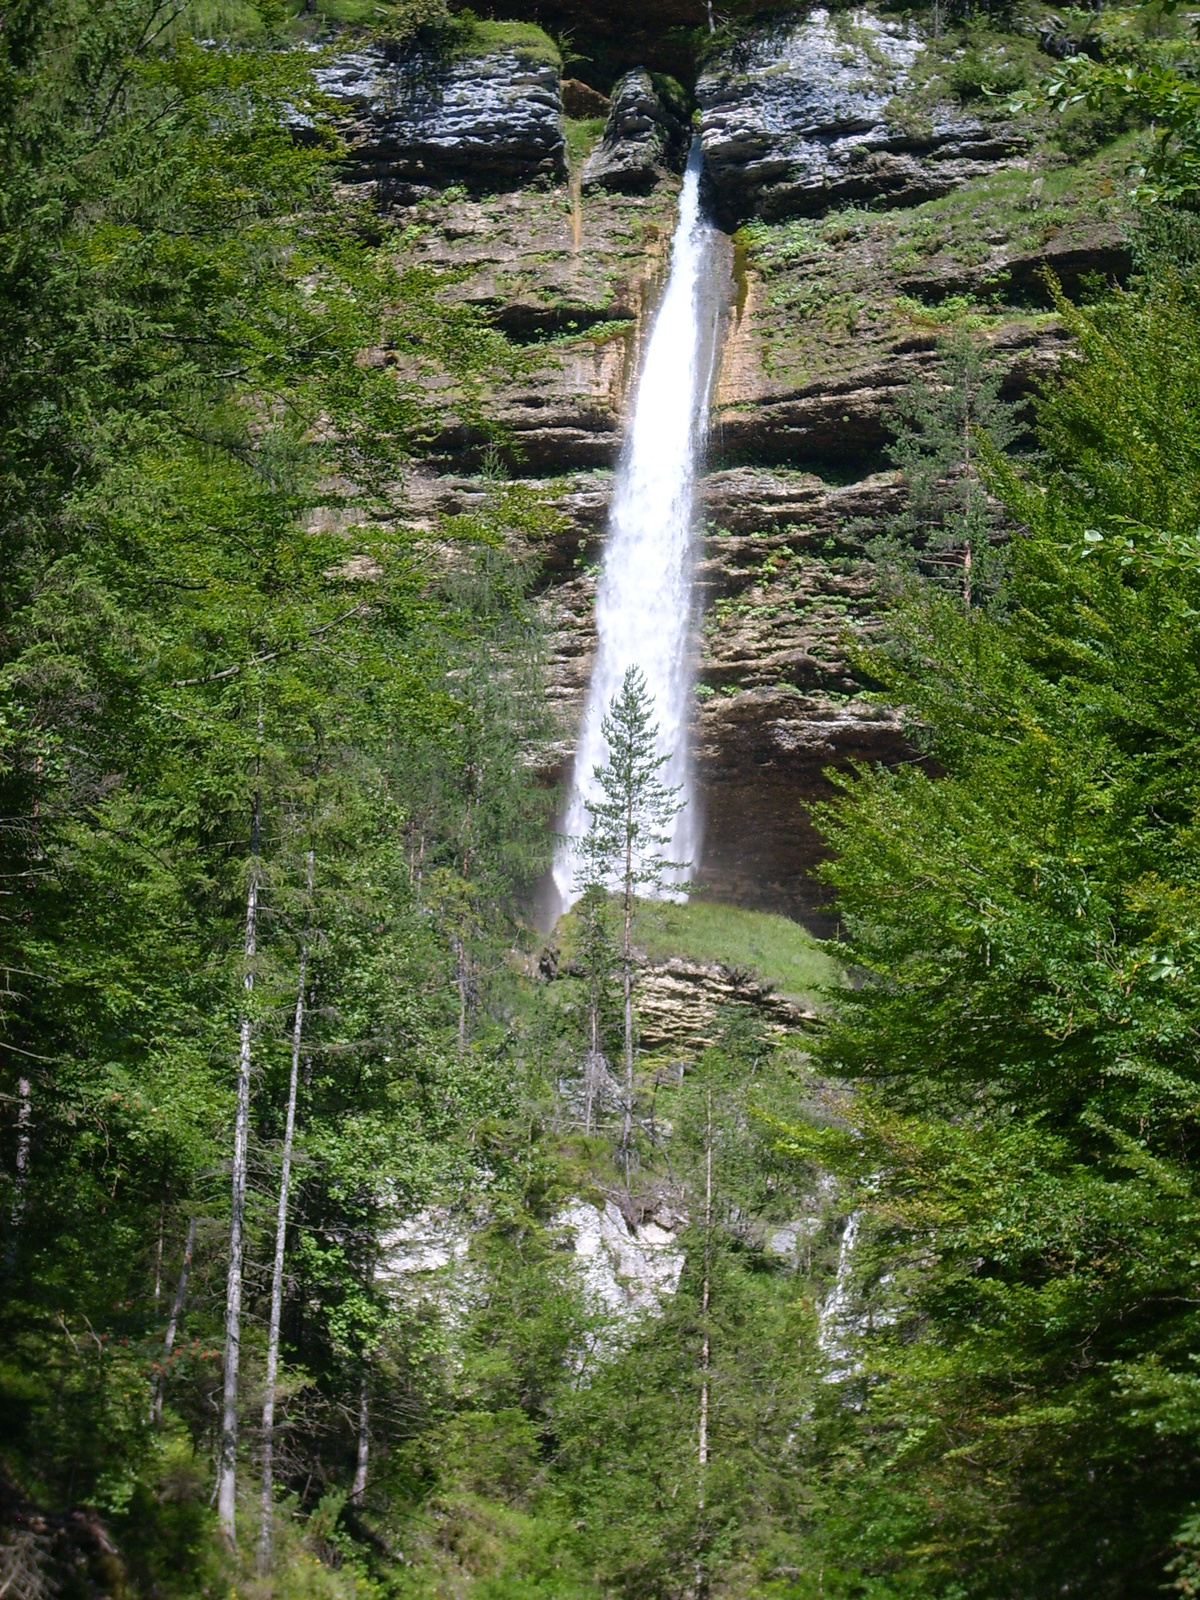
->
[553,137,721,910]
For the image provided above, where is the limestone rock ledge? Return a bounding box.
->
[698,7,1027,228]
[636,956,820,1051]
[386,183,681,468]
[313,45,566,197]
[583,69,692,195]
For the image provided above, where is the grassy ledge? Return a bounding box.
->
[556,896,840,1008]
[456,18,562,67]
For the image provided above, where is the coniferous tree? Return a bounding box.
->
[879,325,1020,608]
[580,665,687,1177]
[778,249,1200,1598]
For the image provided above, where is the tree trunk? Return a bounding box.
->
[962,402,973,612]
[455,933,468,1056]
[699,1088,711,1472]
[258,849,312,1574]
[350,1375,370,1506]
[7,1076,31,1264]
[153,1216,196,1427]
[621,820,634,1183]
[153,1200,164,1311]
[695,1088,712,1600]
[217,794,260,1545]
[586,984,599,1136]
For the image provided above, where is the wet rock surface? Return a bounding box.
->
[583,69,691,195]
[314,45,566,197]
[698,8,1027,228]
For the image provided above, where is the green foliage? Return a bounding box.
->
[946,45,1026,102]
[565,115,607,170]
[579,665,688,902]
[785,237,1200,1596]
[874,325,1021,607]
[455,18,562,67]
[0,0,552,1588]
[1043,49,1200,202]
[629,897,837,1006]
[373,1021,827,1600]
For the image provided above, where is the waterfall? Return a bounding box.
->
[553,137,722,911]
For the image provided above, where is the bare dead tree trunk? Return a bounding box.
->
[621,816,635,1184]
[153,1200,164,1310]
[153,1216,196,1427]
[7,1076,31,1259]
[695,1087,713,1600]
[350,1375,370,1507]
[962,396,973,613]
[258,849,313,1574]
[699,1087,712,1474]
[707,0,715,32]
[218,793,260,1545]
[585,985,600,1136]
[455,933,469,1056]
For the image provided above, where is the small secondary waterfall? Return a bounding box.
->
[554,138,722,910]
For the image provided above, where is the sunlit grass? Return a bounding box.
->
[556,896,840,1006]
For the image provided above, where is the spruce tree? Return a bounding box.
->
[879,325,1020,609]
[578,665,687,1178]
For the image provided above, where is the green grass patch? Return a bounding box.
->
[456,18,561,67]
[299,0,380,24]
[287,3,560,63]
[566,116,606,170]
[556,897,839,1005]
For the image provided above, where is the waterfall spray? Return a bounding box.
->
[554,138,722,911]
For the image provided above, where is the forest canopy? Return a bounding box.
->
[6,1,1200,1599]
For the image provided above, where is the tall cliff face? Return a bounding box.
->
[317,9,1131,926]
[697,9,1028,228]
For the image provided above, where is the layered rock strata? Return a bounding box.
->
[313,45,566,198]
[388,181,680,467]
[345,8,1134,924]
[698,8,1028,228]
[582,69,692,195]
[635,956,819,1050]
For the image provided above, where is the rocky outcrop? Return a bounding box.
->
[897,228,1132,303]
[555,1199,684,1319]
[636,957,818,1049]
[384,181,683,468]
[698,8,1027,228]
[712,317,1072,471]
[1037,14,1104,60]
[694,687,907,924]
[583,70,692,195]
[361,4,1137,927]
[313,46,565,198]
